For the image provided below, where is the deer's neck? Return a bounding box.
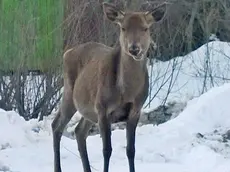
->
[115,46,147,94]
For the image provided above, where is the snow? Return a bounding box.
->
[144,41,230,111]
[1,83,230,172]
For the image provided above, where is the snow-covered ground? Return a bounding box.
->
[1,83,230,172]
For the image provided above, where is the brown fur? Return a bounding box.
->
[52,2,166,172]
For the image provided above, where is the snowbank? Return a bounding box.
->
[144,41,230,111]
[1,83,230,172]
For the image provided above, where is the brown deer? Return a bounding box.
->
[52,2,166,172]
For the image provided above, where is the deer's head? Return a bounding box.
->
[103,2,166,61]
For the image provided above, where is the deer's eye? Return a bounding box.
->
[122,27,126,32]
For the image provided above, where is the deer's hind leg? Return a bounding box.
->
[52,91,76,172]
[75,116,93,172]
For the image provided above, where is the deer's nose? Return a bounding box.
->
[129,44,140,56]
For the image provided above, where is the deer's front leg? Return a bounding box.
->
[126,108,140,172]
[97,104,112,172]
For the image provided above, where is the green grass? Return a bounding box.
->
[0,0,64,72]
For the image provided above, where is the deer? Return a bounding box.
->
[51,2,166,172]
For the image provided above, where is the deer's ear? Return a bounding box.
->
[145,4,166,25]
[103,2,124,24]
